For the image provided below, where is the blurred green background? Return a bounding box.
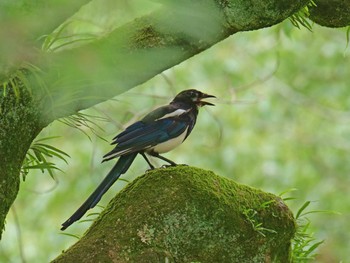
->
[1,22,349,262]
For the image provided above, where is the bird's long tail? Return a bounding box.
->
[61,153,137,230]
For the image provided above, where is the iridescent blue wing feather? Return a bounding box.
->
[103,118,188,162]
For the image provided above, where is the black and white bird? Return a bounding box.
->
[61,89,215,230]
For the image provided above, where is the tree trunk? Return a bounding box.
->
[0,74,45,239]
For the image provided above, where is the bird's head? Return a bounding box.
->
[173,89,216,107]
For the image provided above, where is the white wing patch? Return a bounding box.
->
[156,109,189,120]
[149,128,188,154]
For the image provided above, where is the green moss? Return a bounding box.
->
[0,71,45,239]
[53,166,296,263]
[309,0,350,28]
[222,0,309,30]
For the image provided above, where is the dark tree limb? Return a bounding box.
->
[309,0,350,28]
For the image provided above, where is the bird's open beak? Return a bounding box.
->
[198,93,216,106]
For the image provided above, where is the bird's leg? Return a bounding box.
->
[151,153,177,167]
[141,152,155,170]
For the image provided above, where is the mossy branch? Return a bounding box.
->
[20,0,310,122]
[52,166,296,263]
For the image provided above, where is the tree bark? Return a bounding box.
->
[52,167,296,262]
[0,74,45,239]
[309,0,350,28]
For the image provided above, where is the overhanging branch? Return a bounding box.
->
[34,0,309,122]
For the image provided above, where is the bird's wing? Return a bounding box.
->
[102,117,188,162]
[110,105,182,143]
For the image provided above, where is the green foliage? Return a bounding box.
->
[59,232,81,240]
[42,20,98,52]
[0,69,30,100]
[21,137,70,181]
[293,220,324,262]
[242,201,277,237]
[280,188,339,262]
[291,201,324,262]
[0,63,49,108]
[59,112,108,141]
[289,1,316,31]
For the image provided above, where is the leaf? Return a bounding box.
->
[23,163,62,172]
[22,136,70,180]
[295,201,311,219]
[300,209,341,218]
[59,232,81,240]
[35,143,70,157]
[260,200,275,209]
[278,188,298,197]
[283,197,297,201]
[304,240,324,257]
[288,2,315,32]
[35,136,61,142]
[59,112,108,142]
[2,81,8,96]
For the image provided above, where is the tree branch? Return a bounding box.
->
[309,0,350,28]
[35,0,309,122]
[52,167,296,262]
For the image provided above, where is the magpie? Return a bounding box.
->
[60,89,215,230]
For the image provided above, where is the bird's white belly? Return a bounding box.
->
[150,129,188,154]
